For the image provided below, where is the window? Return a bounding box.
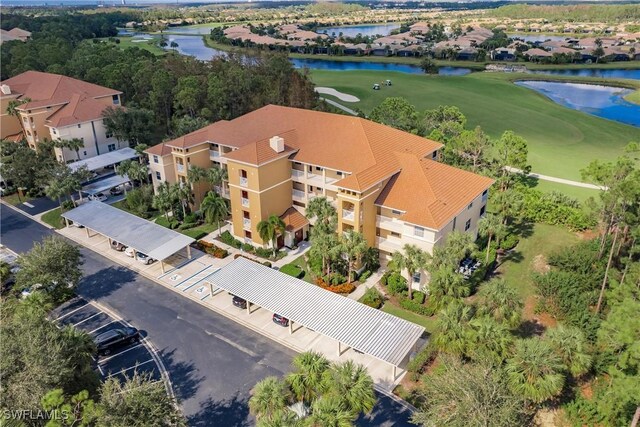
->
[153,155,159,164]
[243,211,250,219]
[452,217,457,230]
[336,171,343,176]
[245,230,252,239]
[52,128,57,134]
[77,124,81,128]
[390,231,401,238]
[414,226,424,237]
[108,144,116,152]
[241,190,248,198]
[432,151,437,159]
[468,202,473,210]
[240,169,247,178]
[83,151,87,156]
[465,219,471,231]
[156,171,161,180]
[482,189,488,202]
[186,149,189,153]
[392,209,402,215]
[412,272,421,283]
[315,166,323,171]
[106,131,113,139]
[480,205,486,217]
[112,95,119,105]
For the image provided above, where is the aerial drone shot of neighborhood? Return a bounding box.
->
[0,0,639,425]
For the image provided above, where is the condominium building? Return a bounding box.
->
[146,105,493,263]
[0,71,125,162]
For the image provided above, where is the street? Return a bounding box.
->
[1,203,416,426]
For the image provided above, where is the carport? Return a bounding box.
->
[81,174,131,196]
[205,257,425,379]
[69,147,138,173]
[61,201,195,273]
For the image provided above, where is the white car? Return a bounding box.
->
[89,192,108,202]
[124,247,136,258]
[136,252,155,265]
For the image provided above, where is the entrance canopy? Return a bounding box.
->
[69,147,137,172]
[82,175,130,196]
[61,201,194,260]
[206,257,424,367]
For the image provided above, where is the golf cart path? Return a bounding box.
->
[505,167,605,190]
[315,87,360,102]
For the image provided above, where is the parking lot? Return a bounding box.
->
[50,297,167,385]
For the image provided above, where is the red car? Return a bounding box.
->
[272,314,289,327]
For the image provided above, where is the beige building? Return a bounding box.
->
[0,71,125,162]
[146,105,493,269]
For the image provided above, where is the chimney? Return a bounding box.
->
[269,136,284,153]
[1,85,11,95]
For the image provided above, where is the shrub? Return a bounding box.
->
[241,243,255,253]
[184,212,199,224]
[324,272,346,286]
[178,222,197,230]
[498,233,520,251]
[263,261,272,268]
[380,271,391,286]
[413,290,426,304]
[60,200,75,211]
[399,298,434,316]
[406,344,437,381]
[360,287,383,309]
[386,272,408,295]
[316,280,356,294]
[212,248,228,258]
[359,270,372,282]
[280,264,304,279]
[195,240,228,258]
[220,231,242,249]
[254,247,273,259]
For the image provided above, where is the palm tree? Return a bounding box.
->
[478,213,506,263]
[506,338,565,403]
[199,191,228,236]
[307,396,353,427]
[207,166,228,196]
[58,138,85,161]
[173,182,193,220]
[45,176,67,207]
[433,301,474,356]
[546,326,592,377]
[392,244,430,300]
[309,228,339,275]
[6,97,31,117]
[428,266,470,308]
[257,214,286,257]
[306,197,337,234]
[286,351,331,404]
[468,315,513,364]
[134,143,149,164]
[479,279,523,328]
[340,231,368,284]
[127,161,149,185]
[152,182,177,223]
[325,360,376,416]
[249,376,291,423]
[187,165,207,188]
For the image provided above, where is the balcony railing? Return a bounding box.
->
[243,218,251,229]
[241,197,249,207]
[342,209,355,221]
[376,215,404,234]
[209,150,220,160]
[176,164,185,173]
[292,189,305,200]
[239,177,248,187]
[291,169,304,180]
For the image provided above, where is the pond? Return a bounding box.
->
[291,58,471,75]
[515,80,640,127]
[316,23,399,38]
[531,68,640,81]
[163,35,226,60]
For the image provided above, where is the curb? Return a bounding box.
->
[1,200,56,230]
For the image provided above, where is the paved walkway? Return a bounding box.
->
[315,87,360,102]
[505,166,605,190]
[320,98,359,116]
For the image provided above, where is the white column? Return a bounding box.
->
[246,301,251,315]
[337,341,341,356]
[85,227,90,238]
[160,260,165,274]
[288,320,293,334]
[322,169,327,196]
[187,245,192,259]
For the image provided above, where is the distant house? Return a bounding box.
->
[524,48,553,61]
[491,48,517,61]
[456,47,479,61]
[0,27,31,45]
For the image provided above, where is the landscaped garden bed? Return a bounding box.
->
[217,231,286,261]
[195,240,228,259]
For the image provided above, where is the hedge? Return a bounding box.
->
[196,240,229,259]
[280,264,305,279]
[406,344,437,381]
[316,279,356,294]
[386,272,407,295]
[413,291,426,304]
[399,298,435,316]
[220,231,242,249]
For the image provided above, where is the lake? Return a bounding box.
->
[531,68,640,80]
[316,23,399,38]
[515,80,640,127]
[291,58,471,76]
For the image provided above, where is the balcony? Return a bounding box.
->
[342,209,355,221]
[241,197,249,207]
[291,169,305,181]
[243,218,251,229]
[376,215,404,234]
[292,189,305,201]
[176,164,185,173]
[209,150,220,159]
[239,177,248,187]
[376,236,403,254]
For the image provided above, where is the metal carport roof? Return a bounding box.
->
[61,201,194,260]
[81,175,130,195]
[206,257,425,366]
[69,147,137,172]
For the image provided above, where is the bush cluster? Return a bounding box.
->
[406,344,437,381]
[359,270,373,282]
[386,272,408,295]
[196,240,228,259]
[315,278,355,294]
[520,189,597,231]
[399,298,437,316]
[220,231,242,249]
[359,287,383,309]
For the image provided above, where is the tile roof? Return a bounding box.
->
[145,142,173,156]
[0,71,121,113]
[223,130,299,166]
[45,94,113,128]
[280,207,309,232]
[375,153,494,229]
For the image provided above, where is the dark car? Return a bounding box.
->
[110,186,124,196]
[272,313,289,327]
[110,240,126,251]
[232,295,247,309]
[95,327,140,356]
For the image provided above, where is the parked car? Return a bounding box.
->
[88,192,107,202]
[95,327,140,356]
[272,313,289,327]
[110,240,127,251]
[459,258,481,279]
[109,183,131,196]
[136,252,155,265]
[20,283,42,299]
[232,295,247,309]
[124,247,136,258]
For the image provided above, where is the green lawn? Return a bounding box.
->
[382,303,437,333]
[154,216,217,240]
[99,36,166,56]
[529,179,600,203]
[496,223,580,299]
[310,70,640,182]
[287,254,315,283]
[625,89,640,106]
[0,193,32,206]
[41,208,63,229]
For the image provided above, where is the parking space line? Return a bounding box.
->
[88,320,118,334]
[72,312,103,327]
[98,343,143,363]
[204,330,258,358]
[53,303,90,321]
[106,359,154,379]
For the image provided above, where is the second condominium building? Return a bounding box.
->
[147,105,493,263]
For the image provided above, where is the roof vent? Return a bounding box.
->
[269,135,284,153]
[1,85,11,95]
